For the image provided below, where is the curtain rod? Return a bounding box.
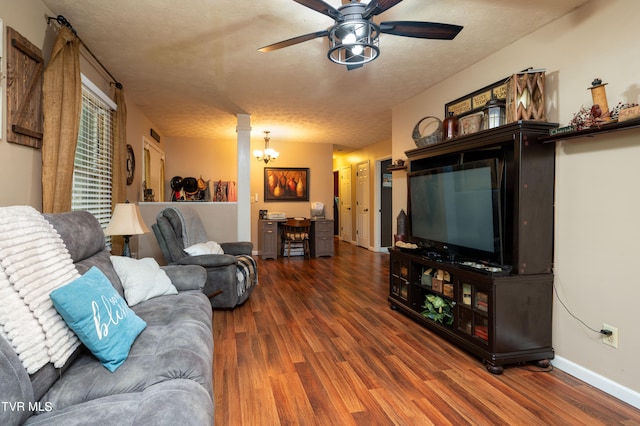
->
[47,15,122,89]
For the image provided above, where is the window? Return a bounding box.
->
[71,75,117,242]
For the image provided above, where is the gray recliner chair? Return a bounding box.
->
[152,206,257,309]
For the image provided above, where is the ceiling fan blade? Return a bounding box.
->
[380,21,463,40]
[347,63,363,71]
[258,30,329,53]
[293,0,341,19]
[363,0,404,18]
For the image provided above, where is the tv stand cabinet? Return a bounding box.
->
[391,121,557,373]
[389,249,553,373]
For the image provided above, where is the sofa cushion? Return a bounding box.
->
[50,267,147,372]
[42,212,104,266]
[44,212,125,296]
[110,257,177,306]
[160,265,206,292]
[154,216,188,263]
[0,335,35,426]
[40,291,212,412]
[24,379,213,426]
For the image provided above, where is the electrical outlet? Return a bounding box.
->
[602,323,618,348]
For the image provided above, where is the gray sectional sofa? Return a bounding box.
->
[0,209,214,425]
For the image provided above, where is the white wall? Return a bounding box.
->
[250,141,334,249]
[392,0,640,406]
[0,0,55,208]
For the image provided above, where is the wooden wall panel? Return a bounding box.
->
[6,26,44,149]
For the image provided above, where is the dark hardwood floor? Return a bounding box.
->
[213,239,640,425]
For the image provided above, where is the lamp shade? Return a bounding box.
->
[104,203,150,236]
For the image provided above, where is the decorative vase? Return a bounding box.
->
[397,209,408,237]
[442,112,458,140]
[296,179,304,197]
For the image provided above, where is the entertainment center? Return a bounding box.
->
[389,121,557,373]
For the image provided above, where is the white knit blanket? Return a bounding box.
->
[0,206,80,373]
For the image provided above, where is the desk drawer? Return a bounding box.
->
[262,221,278,231]
[259,220,280,260]
[314,220,333,236]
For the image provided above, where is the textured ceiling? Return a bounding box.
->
[40,0,589,151]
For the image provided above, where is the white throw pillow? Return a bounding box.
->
[184,241,225,256]
[110,257,178,306]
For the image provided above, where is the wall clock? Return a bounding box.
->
[126,144,135,185]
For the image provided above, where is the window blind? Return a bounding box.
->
[71,84,115,237]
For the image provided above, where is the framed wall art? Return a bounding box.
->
[445,76,508,120]
[264,167,309,202]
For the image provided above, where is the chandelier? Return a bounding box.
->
[254,131,279,164]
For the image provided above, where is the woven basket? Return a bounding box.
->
[412,116,442,148]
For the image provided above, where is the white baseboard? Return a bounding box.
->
[372,246,392,253]
[552,356,640,409]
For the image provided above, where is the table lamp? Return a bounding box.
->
[104,202,150,257]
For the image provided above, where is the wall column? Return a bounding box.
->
[236,114,251,241]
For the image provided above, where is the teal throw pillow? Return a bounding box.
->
[50,266,147,372]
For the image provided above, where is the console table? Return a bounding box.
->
[258,219,334,260]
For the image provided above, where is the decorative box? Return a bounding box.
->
[421,268,433,287]
[431,269,449,293]
[443,283,454,298]
[432,278,443,293]
[505,69,546,123]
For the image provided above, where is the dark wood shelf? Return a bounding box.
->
[540,116,640,143]
[406,121,558,161]
[389,249,554,373]
[394,121,556,372]
[386,165,407,172]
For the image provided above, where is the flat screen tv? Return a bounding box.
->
[407,158,503,265]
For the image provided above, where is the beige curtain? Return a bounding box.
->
[42,27,82,213]
[112,86,127,206]
[110,86,128,254]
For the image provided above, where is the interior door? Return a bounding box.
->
[339,165,352,243]
[380,159,393,248]
[356,160,370,248]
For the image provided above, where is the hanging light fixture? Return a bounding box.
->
[327,2,380,68]
[258,0,463,71]
[254,131,279,164]
[328,19,380,67]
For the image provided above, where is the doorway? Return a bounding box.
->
[333,170,339,235]
[143,137,165,202]
[356,160,370,249]
[339,165,352,243]
[379,158,393,249]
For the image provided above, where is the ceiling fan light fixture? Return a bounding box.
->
[258,0,463,71]
[343,33,357,45]
[328,20,379,66]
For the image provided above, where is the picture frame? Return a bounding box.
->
[445,76,508,120]
[264,167,309,202]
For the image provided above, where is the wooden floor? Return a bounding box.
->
[213,239,640,425]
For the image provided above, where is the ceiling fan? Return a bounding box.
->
[258,0,463,70]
